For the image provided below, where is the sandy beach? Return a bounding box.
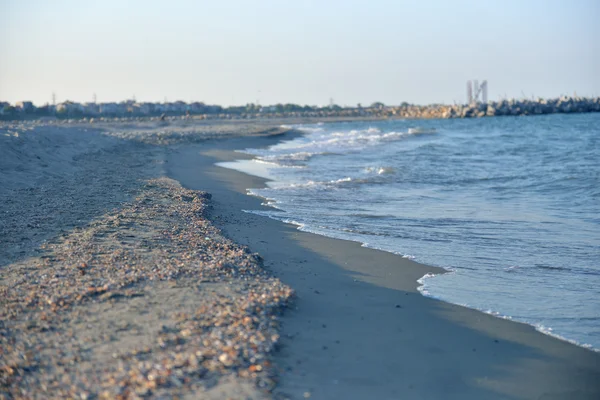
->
[1,119,599,399]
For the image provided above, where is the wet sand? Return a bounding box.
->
[167,132,600,400]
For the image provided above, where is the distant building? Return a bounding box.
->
[83,102,99,115]
[163,103,176,113]
[133,102,152,115]
[99,102,120,115]
[56,101,85,115]
[189,102,206,114]
[34,104,54,116]
[55,102,68,113]
[173,101,188,113]
[15,101,34,113]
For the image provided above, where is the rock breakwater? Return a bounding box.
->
[385,96,600,119]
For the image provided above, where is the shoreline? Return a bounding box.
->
[166,130,600,399]
[1,120,599,399]
[215,125,600,353]
[2,95,600,122]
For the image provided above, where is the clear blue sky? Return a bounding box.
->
[1,0,598,106]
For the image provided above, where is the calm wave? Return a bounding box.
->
[220,114,600,350]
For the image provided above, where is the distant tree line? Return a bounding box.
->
[0,100,397,121]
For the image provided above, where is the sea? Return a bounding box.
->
[219,113,600,350]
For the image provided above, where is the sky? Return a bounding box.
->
[1,0,599,106]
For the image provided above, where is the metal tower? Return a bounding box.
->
[480,81,488,103]
[466,81,473,104]
[466,80,488,104]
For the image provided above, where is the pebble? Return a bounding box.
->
[0,177,294,398]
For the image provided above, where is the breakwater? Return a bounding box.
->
[207,96,600,120]
[203,96,600,120]
[385,96,600,119]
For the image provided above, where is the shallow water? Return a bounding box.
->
[219,113,600,350]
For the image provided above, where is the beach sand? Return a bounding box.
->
[1,121,293,399]
[1,120,599,399]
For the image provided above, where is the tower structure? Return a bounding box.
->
[466,80,488,104]
[466,81,473,104]
[480,81,488,103]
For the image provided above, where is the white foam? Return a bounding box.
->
[281,218,307,229]
[255,127,411,162]
[535,325,598,351]
[364,166,396,175]
[263,151,327,162]
[252,158,305,169]
[416,273,438,294]
[229,122,600,352]
[271,175,386,191]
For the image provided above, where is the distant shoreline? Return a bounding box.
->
[1,95,599,122]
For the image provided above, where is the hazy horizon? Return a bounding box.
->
[1,0,599,106]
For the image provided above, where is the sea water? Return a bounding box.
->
[219,114,600,350]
